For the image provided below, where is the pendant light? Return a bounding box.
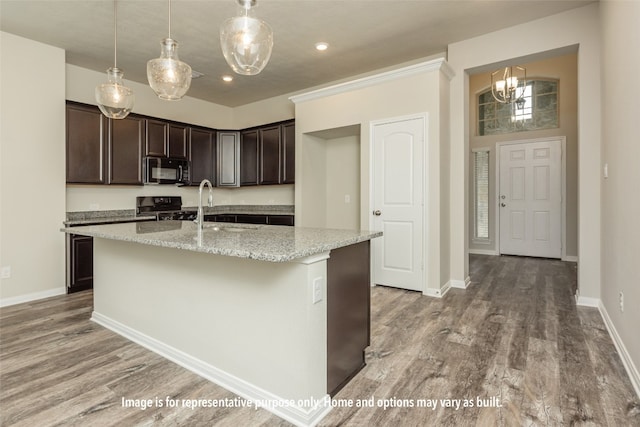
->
[220,0,273,76]
[95,0,134,119]
[147,0,192,100]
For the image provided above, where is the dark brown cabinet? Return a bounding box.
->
[327,241,370,396]
[66,101,292,188]
[189,127,216,185]
[169,123,189,159]
[204,214,294,226]
[145,119,169,157]
[240,130,259,186]
[66,103,106,184]
[68,234,94,293]
[281,121,295,184]
[108,113,144,184]
[259,125,282,185]
[268,215,295,226]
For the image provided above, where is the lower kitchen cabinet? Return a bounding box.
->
[68,234,93,293]
[204,214,294,226]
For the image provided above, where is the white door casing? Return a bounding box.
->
[371,115,425,292]
[498,138,563,259]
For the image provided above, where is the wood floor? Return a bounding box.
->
[1,255,639,426]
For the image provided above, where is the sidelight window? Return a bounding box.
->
[473,149,490,241]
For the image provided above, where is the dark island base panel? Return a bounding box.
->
[327,241,371,396]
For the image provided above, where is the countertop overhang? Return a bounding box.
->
[62,221,382,262]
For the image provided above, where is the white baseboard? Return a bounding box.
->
[0,287,66,308]
[563,255,578,262]
[469,249,499,256]
[91,312,332,427]
[424,281,451,298]
[597,302,640,400]
[450,276,471,289]
[576,295,600,308]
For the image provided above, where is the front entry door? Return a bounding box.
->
[371,116,424,292]
[499,139,562,258]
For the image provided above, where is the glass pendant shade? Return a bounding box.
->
[95,68,135,119]
[95,1,134,119]
[147,38,192,100]
[220,0,273,76]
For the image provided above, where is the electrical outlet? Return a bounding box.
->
[604,163,609,179]
[344,194,351,203]
[619,291,624,312]
[312,277,324,304]
[1,266,11,279]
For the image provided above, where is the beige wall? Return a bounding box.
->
[448,4,602,299]
[0,32,66,303]
[600,0,640,393]
[292,60,452,294]
[468,53,578,259]
[65,65,294,211]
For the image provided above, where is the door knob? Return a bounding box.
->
[501,203,506,207]
[373,210,382,216]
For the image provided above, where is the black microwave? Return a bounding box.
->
[143,157,190,185]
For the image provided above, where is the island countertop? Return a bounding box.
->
[62,221,382,262]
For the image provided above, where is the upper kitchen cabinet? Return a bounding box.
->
[217,131,240,187]
[189,127,216,185]
[145,119,168,157]
[168,123,189,159]
[259,125,281,185]
[108,113,145,185]
[281,121,295,184]
[66,102,106,184]
[240,129,259,186]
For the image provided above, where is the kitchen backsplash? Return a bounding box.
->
[66,184,294,212]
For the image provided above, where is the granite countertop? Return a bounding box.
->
[64,205,294,226]
[61,221,381,263]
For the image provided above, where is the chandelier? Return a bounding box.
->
[491,66,526,104]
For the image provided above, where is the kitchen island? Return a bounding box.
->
[62,221,381,427]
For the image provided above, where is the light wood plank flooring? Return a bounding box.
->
[1,255,639,426]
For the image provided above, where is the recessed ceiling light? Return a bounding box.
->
[315,42,329,51]
[222,75,234,82]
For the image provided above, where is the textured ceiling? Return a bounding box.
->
[0,0,594,107]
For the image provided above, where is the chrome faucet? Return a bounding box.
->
[194,179,213,232]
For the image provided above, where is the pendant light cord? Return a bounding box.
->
[113,0,118,68]
[168,0,171,39]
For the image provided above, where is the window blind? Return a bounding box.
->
[474,150,489,240]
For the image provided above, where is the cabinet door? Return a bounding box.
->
[240,129,259,186]
[258,125,280,184]
[236,214,268,224]
[267,215,294,226]
[217,132,240,187]
[146,119,168,157]
[169,123,189,158]
[281,121,295,184]
[189,127,216,186]
[66,103,106,184]
[69,234,94,293]
[259,125,281,185]
[109,114,144,184]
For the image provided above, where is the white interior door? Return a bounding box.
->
[371,116,424,292]
[499,139,562,258]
